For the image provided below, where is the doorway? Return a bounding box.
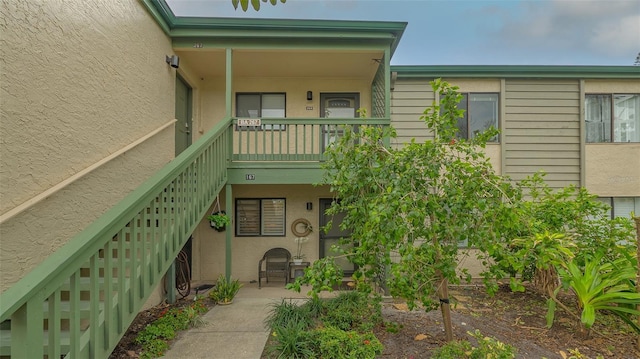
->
[319,199,354,275]
[174,75,193,276]
[320,93,359,151]
[174,75,192,156]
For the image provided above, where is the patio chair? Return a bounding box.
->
[258,247,291,288]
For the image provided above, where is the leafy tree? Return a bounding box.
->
[289,79,520,341]
[232,0,286,12]
[479,176,637,296]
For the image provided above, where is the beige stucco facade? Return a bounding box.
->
[583,79,640,197]
[0,1,175,292]
[1,0,637,310]
[585,144,640,196]
[191,184,333,283]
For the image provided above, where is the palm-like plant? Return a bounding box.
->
[558,257,640,335]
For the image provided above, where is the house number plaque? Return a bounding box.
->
[246,174,256,180]
[237,118,261,126]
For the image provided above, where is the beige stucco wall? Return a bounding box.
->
[583,79,640,197]
[0,1,175,291]
[445,78,501,93]
[192,184,333,283]
[195,76,373,137]
[585,144,640,196]
[584,79,640,93]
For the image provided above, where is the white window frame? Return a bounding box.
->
[585,94,640,143]
[235,198,286,236]
[596,197,640,219]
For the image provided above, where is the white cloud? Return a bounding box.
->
[493,0,640,62]
[591,14,640,55]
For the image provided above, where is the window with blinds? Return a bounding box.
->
[236,93,286,130]
[586,94,640,143]
[597,197,640,219]
[236,198,286,236]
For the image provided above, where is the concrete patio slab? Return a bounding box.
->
[161,281,333,359]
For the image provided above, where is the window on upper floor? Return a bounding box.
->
[236,93,286,130]
[596,197,640,219]
[585,94,640,143]
[235,198,286,236]
[454,93,499,142]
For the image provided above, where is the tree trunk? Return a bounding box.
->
[634,216,640,351]
[437,272,454,342]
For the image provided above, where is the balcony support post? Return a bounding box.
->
[225,184,233,281]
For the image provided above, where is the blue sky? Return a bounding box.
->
[166,0,640,66]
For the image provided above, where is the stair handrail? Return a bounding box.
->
[0,117,232,322]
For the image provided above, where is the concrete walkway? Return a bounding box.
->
[162,282,320,359]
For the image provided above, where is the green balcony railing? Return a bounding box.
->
[0,116,389,358]
[231,117,390,163]
[0,118,231,358]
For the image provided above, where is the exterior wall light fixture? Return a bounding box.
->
[306,202,313,211]
[165,55,180,69]
[306,91,313,101]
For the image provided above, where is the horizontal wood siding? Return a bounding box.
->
[504,80,581,189]
[391,80,434,145]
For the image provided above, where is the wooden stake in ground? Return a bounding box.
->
[438,276,454,342]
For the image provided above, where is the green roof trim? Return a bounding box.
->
[143,0,406,55]
[391,65,640,79]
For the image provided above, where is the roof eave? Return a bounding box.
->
[391,65,640,79]
[143,0,406,56]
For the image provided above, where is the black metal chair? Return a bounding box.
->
[258,247,291,288]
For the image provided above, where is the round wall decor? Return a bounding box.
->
[291,218,313,237]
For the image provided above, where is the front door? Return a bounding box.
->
[319,199,354,275]
[320,93,359,150]
[174,75,192,156]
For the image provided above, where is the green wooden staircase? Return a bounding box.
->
[0,116,388,358]
[0,119,232,358]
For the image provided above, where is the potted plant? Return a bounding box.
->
[293,236,309,264]
[208,211,231,232]
[209,274,242,305]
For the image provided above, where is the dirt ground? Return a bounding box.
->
[108,298,205,359]
[375,285,639,359]
[111,284,639,359]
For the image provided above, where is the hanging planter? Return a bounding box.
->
[208,197,230,232]
[208,211,230,232]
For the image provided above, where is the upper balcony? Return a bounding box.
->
[227,116,390,184]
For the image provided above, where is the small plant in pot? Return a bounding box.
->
[293,236,309,264]
[209,274,242,305]
[208,211,230,232]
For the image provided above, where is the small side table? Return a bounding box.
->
[289,261,310,282]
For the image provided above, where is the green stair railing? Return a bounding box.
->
[0,115,390,358]
[0,117,232,358]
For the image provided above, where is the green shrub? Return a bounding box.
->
[299,295,325,318]
[431,330,516,359]
[322,291,381,332]
[264,299,315,330]
[267,321,315,359]
[309,326,382,359]
[430,339,472,359]
[383,321,402,333]
[266,291,384,358]
[553,256,640,333]
[135,299,210,358]
[209,275,242,304]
